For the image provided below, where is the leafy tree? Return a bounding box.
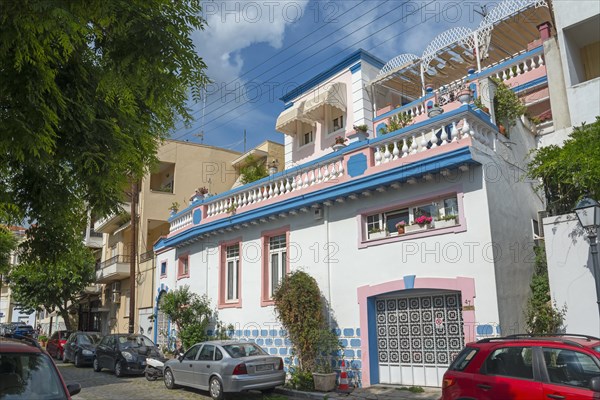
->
[273,270,339,373]
[239,155,269,184]
[0,226,17,275]
[0,0,209,262]
[8,239,95,330]
[159,286,212,349]
[527,118,600,214]
[524,245,566,334]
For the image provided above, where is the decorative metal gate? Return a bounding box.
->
[376,291,464,387]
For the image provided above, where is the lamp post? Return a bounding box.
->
[268,159,279,176]
[574,196,600,319]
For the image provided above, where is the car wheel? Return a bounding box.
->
[114,360,124,377]
[93,357,102,372]
[74,352,82,368]
[209,376,224,400]
[164,368,177,389]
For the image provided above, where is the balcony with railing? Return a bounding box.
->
[94,203,131,235]
[95,255,131,283]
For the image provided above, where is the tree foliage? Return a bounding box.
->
[0,226,17,275]
[527,118,600,214]
[273,270,339,373]
[159,286,212,349]
[239,155,268,184]
[0,0,209,261]
[8,239,95,330]
[524,245,566,334]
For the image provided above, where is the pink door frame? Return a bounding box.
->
[357,276,476,387]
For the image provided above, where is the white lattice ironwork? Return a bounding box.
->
[422,27,475,70]
[377,53,419,80]
[476,0,548,55]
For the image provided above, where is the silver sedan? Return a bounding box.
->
[163,340,285,400]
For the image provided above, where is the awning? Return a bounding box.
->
[303,82,347,119]
[275,101,306,135]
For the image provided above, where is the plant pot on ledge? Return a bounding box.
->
[427,106,443,118]
[457,89,473,105]
[313,372,337,392]
[405,223,432,233]
[369,230,387,240]
[332,143,346,151]
[434,219,457,229]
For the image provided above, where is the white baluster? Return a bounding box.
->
[392,141,400,160]
[538,54,544,67]
[502,69,508,80]
[317,166,323,183]
[411,135,418,154]
[329,163,336,179]
[285,178,291,193]
[338,160,344,176]
[420,132,428,151]
[303,173,309,188]
[323,164,330,181]
[523,59,529,73]
[291,175,297,191]
[309,170,316,186]
[401,138,409,157]
[451,121,459,142]
[430,128,438,149]
[374,147,382,165]
[279,180,285,194]
[461,118,470,138]
[383,144,391,163]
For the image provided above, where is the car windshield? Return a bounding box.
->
[79,334,101,345]
[118,336,155,349]
[223,343,267,358]
[0,352,67,400]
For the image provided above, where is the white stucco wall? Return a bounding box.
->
[552,1,600,35]
[544,214,600,336]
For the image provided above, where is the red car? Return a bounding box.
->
[46,330,73,360]
[441,334,600,400]
[0,335,81,399]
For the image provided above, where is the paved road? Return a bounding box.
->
[57,362,295,400]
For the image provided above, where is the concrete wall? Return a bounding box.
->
[476,119,545,334]
[544,214,600,336]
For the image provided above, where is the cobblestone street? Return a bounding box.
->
[57,362,296,400]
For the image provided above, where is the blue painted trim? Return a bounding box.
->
[347,154,368,177]
[374,93,435,122]
[468,46,544,81]
[283,101,294,110]
[513,76,547,93]
[193,209,202,225]
[404,275,416,289]
[155,146,477,250]
[280,49,385,103]
[350,63,361,73]
[367,297,379,384]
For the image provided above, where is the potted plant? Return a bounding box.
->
[169,202,179,215]
[473,96,490,114]
[38,335,48,347]
[427,103,443,118]
[492,78,527,136]
[312,330,341,392]
[332,136,347,151]
[395,220,406,234]
[368,227,387,240]
[405,215,433,233]
[435,214,458,229]
[189,187,209,202]
[353,124,368,133]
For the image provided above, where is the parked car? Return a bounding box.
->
[93,334,161,377]
[163,340,285,400]
[0,335,81,399]
[63,331,102,367]
[46,330,73,360]
[12,324,35,337]
[441,333,600,400]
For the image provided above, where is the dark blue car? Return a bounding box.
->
[63,331,102,367]
[12,324,35,337]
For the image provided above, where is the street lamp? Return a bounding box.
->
[573,196,600,319]
[268,159,279,176]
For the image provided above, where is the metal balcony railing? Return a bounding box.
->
[99,255,132,269]
[139,250,154,263]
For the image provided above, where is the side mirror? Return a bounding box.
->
[177,354,184,362]
[590,376,600,392]
[66,383,81,396]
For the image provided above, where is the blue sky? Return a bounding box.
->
[170,0,495,152]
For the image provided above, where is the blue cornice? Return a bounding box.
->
[280,49,385,104]
[155,146,478,251]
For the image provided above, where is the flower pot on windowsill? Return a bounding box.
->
[313,372,337,392]
[434,219,457,229]
[405,223,432,233]
[427,107,443,118]
[457,90,473,105]
[369,230,387,240]
[332,143,346,151]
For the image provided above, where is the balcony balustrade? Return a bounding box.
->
[139,250,154,263]
[95,255,131,283]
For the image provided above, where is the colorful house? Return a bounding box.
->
[154,0,557,387]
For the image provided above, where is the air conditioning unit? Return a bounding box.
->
[111,281,121,293]
[112,292,121,304]
[313,207,323,220]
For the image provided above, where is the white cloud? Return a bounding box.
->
[193,1,310,84]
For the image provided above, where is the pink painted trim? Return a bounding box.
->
[356,186,467,249]
[260,225,290,307]
[160,258,168,278]
[218,237,243,309]
[357,276,476,387]
[176,252,190,280]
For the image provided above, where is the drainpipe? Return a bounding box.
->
[324,205,332,326]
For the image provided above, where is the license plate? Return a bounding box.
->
[255,364,273,372]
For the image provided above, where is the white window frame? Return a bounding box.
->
[268,234,287,298]
[225,244,240,302]
[328,108,346,136]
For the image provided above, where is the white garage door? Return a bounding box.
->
[376,291,465,387]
